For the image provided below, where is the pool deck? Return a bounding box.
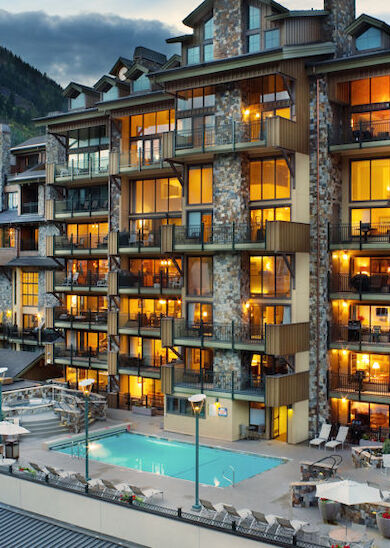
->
[17,409,390,547]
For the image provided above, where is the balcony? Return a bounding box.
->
[118,313,162,337]
[50,234,108,256]
[48,157,109,184]
[51,197,108,221]
[116,221,309,255]
[117,354,167,379]
[330,119,390,152]
[0,324,60,346]
[53,307,108,331]
[53,345,108,368]
[329,372,390,401]
[330,273,390,300]
[48,270,108,293]
[330,223,390,250]
[330,323,390,351]
[115,137,172,176]
[118,270,183,295]
[21,202,38,215]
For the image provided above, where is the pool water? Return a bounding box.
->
[53,432,284,487]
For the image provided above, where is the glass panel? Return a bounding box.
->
[275,159,290,199]
[204,86,215,107]
[351,79,370,106]
[250,257,262,294]
[133,73,150,92]
[371,76,390,104]
[156,110,170,133]
[188,258,201,296]
[351,160,370,201]
[187,47,200,65]
[248,34,261,53]
[371,159,390,200]
[156,178,169,212]
[204,17,214,40]
[177,90,192,111]
[143,180,155,213]
[275,207,290,221]
[250,161,261,201]
[201,257,212,296]
[131,115,143,137]
[204,44,214,62]
[262,257,275,296]
[201,166,213,204]
[265,29,280,50]
[169,178,182,211]
[263,75,275,102]
[356,27,382,51]
[188,167,201,204]
[371,207,390,225]
[262,159,275,200]
[248,5,261,30]
[193,88,203,110]
[143,113,156,136]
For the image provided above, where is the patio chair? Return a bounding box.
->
[29,462,47,476]
[199,499,227,519]
[309,423,332,448]
[222,505,252,526]
[129,485,163,502]
[382,454,390,476]
[45,466,74,480]
[325,426,349,451]
[248,510,273,532]
[101,479,122,496]
[275,517,305,537]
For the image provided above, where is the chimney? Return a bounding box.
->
[213,0,244,59]
[324,0,356,57]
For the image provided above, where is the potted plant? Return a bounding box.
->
[382,439,390,454]
[120,493,135,504]
[376,511,390,538]
[318,498,340,523]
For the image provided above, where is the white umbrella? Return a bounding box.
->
[0,421,30,436]
[316,480,382,505]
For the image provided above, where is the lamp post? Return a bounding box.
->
[188,393,206,511]
[0,368,8,421]
[79,378,94,481]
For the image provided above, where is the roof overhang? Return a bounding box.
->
[346,13,390,37]
[309,48,390,75]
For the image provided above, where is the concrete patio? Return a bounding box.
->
[14,409,390,547]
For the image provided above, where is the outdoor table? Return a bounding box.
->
[329,527,363,543]
[301,523,319,542]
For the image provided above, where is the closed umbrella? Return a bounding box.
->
[0,421,30,436]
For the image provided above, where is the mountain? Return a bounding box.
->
[0,45,65,145]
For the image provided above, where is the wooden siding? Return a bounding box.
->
[107,271,118,296]
[161,225,174,253]
[108,311,118,336]
[266,371,309,407]
[161,317,174,348]
[46,235,54,257]
[266,116,307,154]
[50,117,108,134]
[266,221,310,253]
[0,248,16,266]
[45,344,54,364]
[45,308,54,330]
[109,152,119,175]
[162,132,174,160]
[46,163,55,185]
[45,271,54,293]
[266,322,310,355]
[108,231,118,256]
[108,352,118,375]
[161,365,173,395]
[284,18,324,46]
[46,199,54,221]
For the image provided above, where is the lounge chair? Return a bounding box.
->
[248,510,273,532]
[309,423,332,448]
[129,485,163,502]
[101,479,122,496]
[222,505,251,525]
[325,426,349,451]
[29,462,47,476]
[45,466,74,479]
[383,454,390,476]
[275,517,305,536]
[199,499,227,519]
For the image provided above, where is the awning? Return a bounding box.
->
[6,257,63,269]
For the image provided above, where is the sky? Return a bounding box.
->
[0,0,389,87]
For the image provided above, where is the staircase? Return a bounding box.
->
[21,411,68,438]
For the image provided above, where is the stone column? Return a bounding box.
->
[0,124,11,211]
[213,0,244,59]
[323,0,356,57]
[309,76,342,435]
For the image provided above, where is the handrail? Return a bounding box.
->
[222,465,235,487]
[308,455,342,471]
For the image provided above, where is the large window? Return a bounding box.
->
[187,302,213,324]
[203,17,214,61]
[247,5,261,53]
[187,47,200,65]
[167,395,205,417]
[133,73,150,93]
[250,158,290,201]
[356,27,382,51]
[351,159,390,201]
[250,207,290,226]
[0,228,15,248]
[68,126,108,149]
[265,29,280,50]
[187,257,213,296]
[131,178,182,214]
[250,304,290,337]
[348,76,390,106]
[131,111,175,137]
[250,256,291,297]
[188,165,213,204]
[22,272,38,307]
[177,87,215,111]
[67,222,108,247]
[351,207,390,226]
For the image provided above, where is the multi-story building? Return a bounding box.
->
[9,0,388,443]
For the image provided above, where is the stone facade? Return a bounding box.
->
[0,124,11,212]
[213,0,244,60]
[324,0,356,57]
[308,76,342,436]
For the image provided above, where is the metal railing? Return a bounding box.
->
[329,372,390,397]
[55,156,109,180]
[54,233,108,252]
[54,307,108,327]
[118,354,168,377]
[0,466,329,548]
[330,118,390,146]
[120,138,162,169]
[173,319,265,346]
[172,367,266,396]
[330,222,390,246]
[330,323,390,346]
[21,202,39,215]
[118,270,183,291]
[119,313,163,330]
[55,197,108,216]
[54,270,107,289]
[330,272,390,294]
[0,324,60,345]
[54,345,108,365]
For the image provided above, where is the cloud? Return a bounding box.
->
[0,10,180,86]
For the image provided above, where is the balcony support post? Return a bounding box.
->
[359,221,362,251]
[232,222,235,251]
[281,253,295,289]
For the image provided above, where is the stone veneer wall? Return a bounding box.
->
[308,76,342,436]
[0,124,11,212]
[324,0,356,57]
[212,82,250,384]
[213,0,244,59]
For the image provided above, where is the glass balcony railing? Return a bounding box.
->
[330,119,390,146]
[120,138,162,169]
[54,270,107,289]
[54,157,109,180]
[330,272,390,294]
[54,197,108,216]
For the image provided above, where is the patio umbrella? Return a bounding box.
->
[316,479,382,505]
[0,422,30,436]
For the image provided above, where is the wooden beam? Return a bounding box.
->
[166,160,184,187]
[171,257,183,276]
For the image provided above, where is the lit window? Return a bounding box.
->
[22,272,39,307]
[188,165,213,204]
[187,47,200,65]
[7,192,18,210]
[356,27,381,51]
[265,29,280,50]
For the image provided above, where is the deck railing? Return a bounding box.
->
[330,118,390,146]
[54,233,108,252]
[330,222,390,246]
[330,272,390,294]
[118,270,183,291]
[330,323,390,346]
[54,270,107,289]
[329,372,390,397]
[54,197,108,216]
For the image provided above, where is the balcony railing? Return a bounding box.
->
[330,272,390,295]
[173,319,265,346]
[54,270,108,289]
[54,197,108,217]
[120,138,162,169]
[54,233,108,253]
[118,270,182,291]
[0,325,60,345]
[330,223,390,247]
[330,323,390,346]
[119,313,163,330]
[54,345,108,364]
[118,354,172,378]
[329,372,390,397]
[21,202,38,215]
[172,367,265,396]
[54,157,109,181]
[330,119,390,146]
[54,307,108,327]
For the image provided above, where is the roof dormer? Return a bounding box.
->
[346,14,390,53]
[94,76,130,102]
[63,82,100,111]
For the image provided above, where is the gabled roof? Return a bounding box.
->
[346,14,390,37]
[10,135,46,153]
[183,0,288,28]
[63,82,100,99]
[161,54,182,70]
[94,75,130,93]
[267,10,328,22]
[125,63,148,81]
[109,56,134,77]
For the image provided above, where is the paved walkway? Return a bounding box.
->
[17,410,390,547]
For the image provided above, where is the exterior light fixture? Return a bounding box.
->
[79,378,94,481]
[188,394,206,511]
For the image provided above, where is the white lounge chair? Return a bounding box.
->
[309,423,332,448]
[199,499,227,519]
[129,484,163,501]
[325,426,349,450]
[222,505,251,525]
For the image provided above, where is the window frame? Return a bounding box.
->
[187,164,213,205]
[187,256,213,297]
[22,271,39,307]
[350,157,390,203]
[249,157,291,201]
[249,255,292,298]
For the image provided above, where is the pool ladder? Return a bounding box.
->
[70,441,81,459]
[222,465,235,487]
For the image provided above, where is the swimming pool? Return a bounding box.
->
[53,432,284,487]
